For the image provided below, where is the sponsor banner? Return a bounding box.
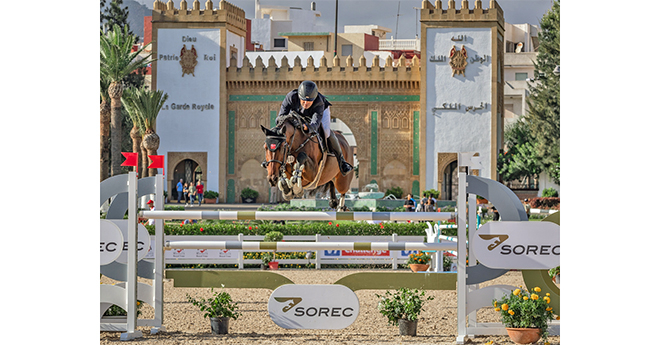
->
[340,250,389,257]
[102,220,151,264]
[100,220,124,265]
[145,241,238,260]
[322,250,415,258]
[268,284,360,329]
[472,221,560,269]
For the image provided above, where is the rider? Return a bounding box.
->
[277,80,353,176]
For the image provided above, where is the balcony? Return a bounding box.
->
[379,38,420,51]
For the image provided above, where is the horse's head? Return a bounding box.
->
[261,125,287,186]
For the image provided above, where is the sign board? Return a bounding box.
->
[100,220,124,265]
[105,220,151,264]
[268,284,360,329]
[472,221,560,269]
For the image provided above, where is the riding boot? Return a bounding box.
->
[327,131,353,176]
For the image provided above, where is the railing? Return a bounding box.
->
[379,38,420,51]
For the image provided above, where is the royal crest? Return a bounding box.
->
[180,44,198,77]
[449,45,468,77]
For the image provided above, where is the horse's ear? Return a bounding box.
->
[260,125,270,136]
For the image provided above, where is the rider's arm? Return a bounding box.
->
[306,99,325,133]
[278,90,296,118]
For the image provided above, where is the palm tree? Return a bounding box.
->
[121,87,169,177]
[100,77,111,181]
[120,87,146,176]
[100,24,154,176]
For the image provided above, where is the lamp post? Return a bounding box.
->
[333,0,338,57]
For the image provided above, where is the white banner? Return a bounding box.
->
[268,284,359,329]
[472,221,560,269]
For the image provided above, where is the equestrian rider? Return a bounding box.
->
[277,80,354,176]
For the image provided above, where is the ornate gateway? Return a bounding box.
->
[449,45,468,77]
[180,44,198,77]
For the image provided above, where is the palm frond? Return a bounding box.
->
[100,24,156,83]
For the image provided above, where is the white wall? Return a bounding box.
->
[155,28,221,193]
[226,30,245,67]
[425,27,493,189]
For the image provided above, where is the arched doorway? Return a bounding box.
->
[442,160,458,201]
[172,159,202,199]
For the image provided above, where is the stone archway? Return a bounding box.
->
[438,153,458,201]
[166,152,207,200]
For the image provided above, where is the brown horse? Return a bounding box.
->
[261,113,354,210]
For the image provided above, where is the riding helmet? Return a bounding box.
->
[298,80,318,101]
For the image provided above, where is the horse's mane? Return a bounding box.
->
[275,112,303,129]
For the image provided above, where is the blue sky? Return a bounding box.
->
[136,0,554,39]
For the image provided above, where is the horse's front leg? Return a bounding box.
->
[338,194,348,211]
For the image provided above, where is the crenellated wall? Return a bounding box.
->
[150,0,504,203]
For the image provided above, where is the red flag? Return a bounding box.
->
[148,155,164,169]
[120,152,138,166]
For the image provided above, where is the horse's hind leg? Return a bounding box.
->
[326,181,339,210]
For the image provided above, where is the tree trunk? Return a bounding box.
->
[100,98,111,181]
[130,125,142,175]
[109,81,124,176]
[141,143,149,178]
[143,130,160,177]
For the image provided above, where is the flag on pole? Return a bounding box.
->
[121,152,138,166]
[148,155,164,169]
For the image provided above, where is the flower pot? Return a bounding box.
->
[268,261,279,270]
[477,198,489,204]
[241,196,255,203]
[204,198,216,204]
[409,264,429,273]
[210,317,230,334]
[261,263,268,270]
[505,327,541,344]
[552,274,560,285]
[398,318,418,336]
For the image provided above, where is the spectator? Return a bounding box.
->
[176,179,184,203]
[404,193,416,212]
[491,206,500,221]
[523,198,531,218]
[196,181,204,206]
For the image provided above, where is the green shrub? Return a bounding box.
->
[263,230,284,242]
[240,187,259,199]
[422,189,440,198]
[204,190,219,199]
[529,197,560,210]
[385,186,404,199]
[541,187,559,197]
[376,288,434,325]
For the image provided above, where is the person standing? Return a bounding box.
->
[523,198,531,218]
[176,179,184,203]
[196,180,204,206]
[404,193,416,212]
[188,183,196,206]
[183,182,189,206]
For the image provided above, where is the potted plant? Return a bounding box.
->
[203,190,219,204]
[548,266,560,284]
[261,252,273,270]
[263,231,283,270]
[240,187,259,203]
[186,285,241,335]
[375,287,434,336]
[493,286,556,344]
[407,252,431,272]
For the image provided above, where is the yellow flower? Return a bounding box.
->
[501,304,509,311]
[546,307,553,311]
[534,287,541,293]
[556,316,560,320]
[531,293,539,300]
[508,310,515,315]
[513,288,521,296]
[546,293,551,296]
[486,341,494,345]
[523,296,529,300]
[494,307,501,312]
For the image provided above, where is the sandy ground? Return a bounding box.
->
[100,270,559,344]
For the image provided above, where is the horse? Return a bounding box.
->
[261,112,354,211]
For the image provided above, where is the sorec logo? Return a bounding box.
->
[274,297,302,312]
[478,234,509,251]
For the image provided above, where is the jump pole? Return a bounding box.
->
[141,210,453,222]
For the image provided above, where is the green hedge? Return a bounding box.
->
[146,220,459,237]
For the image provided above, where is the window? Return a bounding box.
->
[303,42,314,51]
[341,44,352,56]
[515,72,528,81]
[274,38,286,48]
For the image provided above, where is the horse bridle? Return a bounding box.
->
[262,114,318,174]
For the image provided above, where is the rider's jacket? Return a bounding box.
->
[277,89,332,133]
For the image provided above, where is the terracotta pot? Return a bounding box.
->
[505,327,541,344]
[268,261,279,270]
[204,198,216,204]
[409,264,429,273]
